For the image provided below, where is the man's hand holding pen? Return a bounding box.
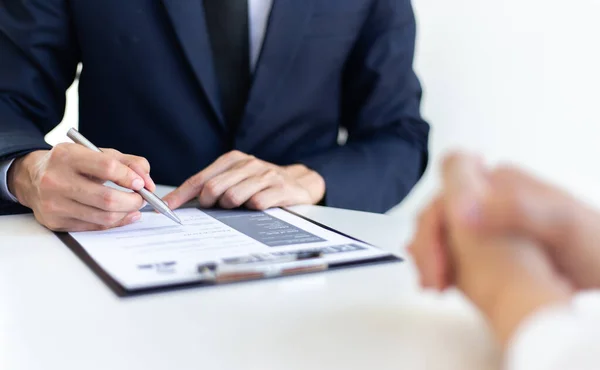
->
[7,144,155,232]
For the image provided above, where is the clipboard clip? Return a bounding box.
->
[197,251,328,284]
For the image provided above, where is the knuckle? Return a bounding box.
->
[245,158,262,168]
[128,155,150,170]
[225,150,246,162]
[264,169,283,183]
[248,195,266,210]
[293,164,308,172]
[264,168,276,177]
[101,212,122,225]
[101,190,117,210]
[137,157,151,171]
[223,189,243,207]
[273,173,285,185]
[222,151,236,160]
[185,175,205,190]
[100,158,120,178]
[101,148,119,157]
[49,144,70,162]
[203,179,220,197]
[229,150,243,158]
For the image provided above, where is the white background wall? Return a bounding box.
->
[391,0,600,218]
[49,0,600,220]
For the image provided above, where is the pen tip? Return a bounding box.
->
[165,211,183,225]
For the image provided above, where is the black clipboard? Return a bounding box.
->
[56,208,402,298]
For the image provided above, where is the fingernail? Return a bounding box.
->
[131,213,142,223]
[140,201,148,209]
[132,178,144,190]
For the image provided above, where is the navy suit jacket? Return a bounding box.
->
[0,0,429,214]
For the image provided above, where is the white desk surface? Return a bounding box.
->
[0,188,501,370]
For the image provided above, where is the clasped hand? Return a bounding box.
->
[410,153,600,346]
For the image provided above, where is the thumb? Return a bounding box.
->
[441,152,489,244]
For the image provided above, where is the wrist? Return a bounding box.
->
[8,151,46,207]
[480,251,573,347]
[488,275,571,348]
[453,237,573,347]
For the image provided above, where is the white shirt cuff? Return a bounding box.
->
[0,158,19,202]
[505,292,600,370]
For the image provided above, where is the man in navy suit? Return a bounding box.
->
[0,0,429,231]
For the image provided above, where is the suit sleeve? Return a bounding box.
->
[0,0,79,210]
[299,0,429,213]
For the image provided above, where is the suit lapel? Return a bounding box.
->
[161,0,225,127]
[242,0,316,128]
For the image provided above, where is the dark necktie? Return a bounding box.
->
[203,0,251,131]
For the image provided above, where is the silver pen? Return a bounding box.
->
[66,128,182,225]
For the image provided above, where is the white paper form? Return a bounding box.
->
[69,208,392,290]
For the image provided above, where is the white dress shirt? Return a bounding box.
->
[506,292,600,370]
[0,158,18,202]
[0,0,273,202]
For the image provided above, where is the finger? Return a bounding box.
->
[66,200,138,227]
[129,162,156,192]
[114,211,142,227]
[35,169,145,213]
[199,158,268,208]
[104,149,157,192]
[283,164,311,178]
[410,203,435,289]
[246,185,311,210]
[163,150,249,210]
[76,212,139,231]
[57,220,108,232]
[35,207,140,232]
[408,216,433,289]
[69,179,146,213]
[69,148,146,191]
[218,169,284,209]
[478,166,577,246]
[433,221,454,291]
[441,152,489,234]
[39,217,106,232]
[430,199,453,291]
[440,152,496,292]
[410,197,451,291]
[47,213,139,232]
